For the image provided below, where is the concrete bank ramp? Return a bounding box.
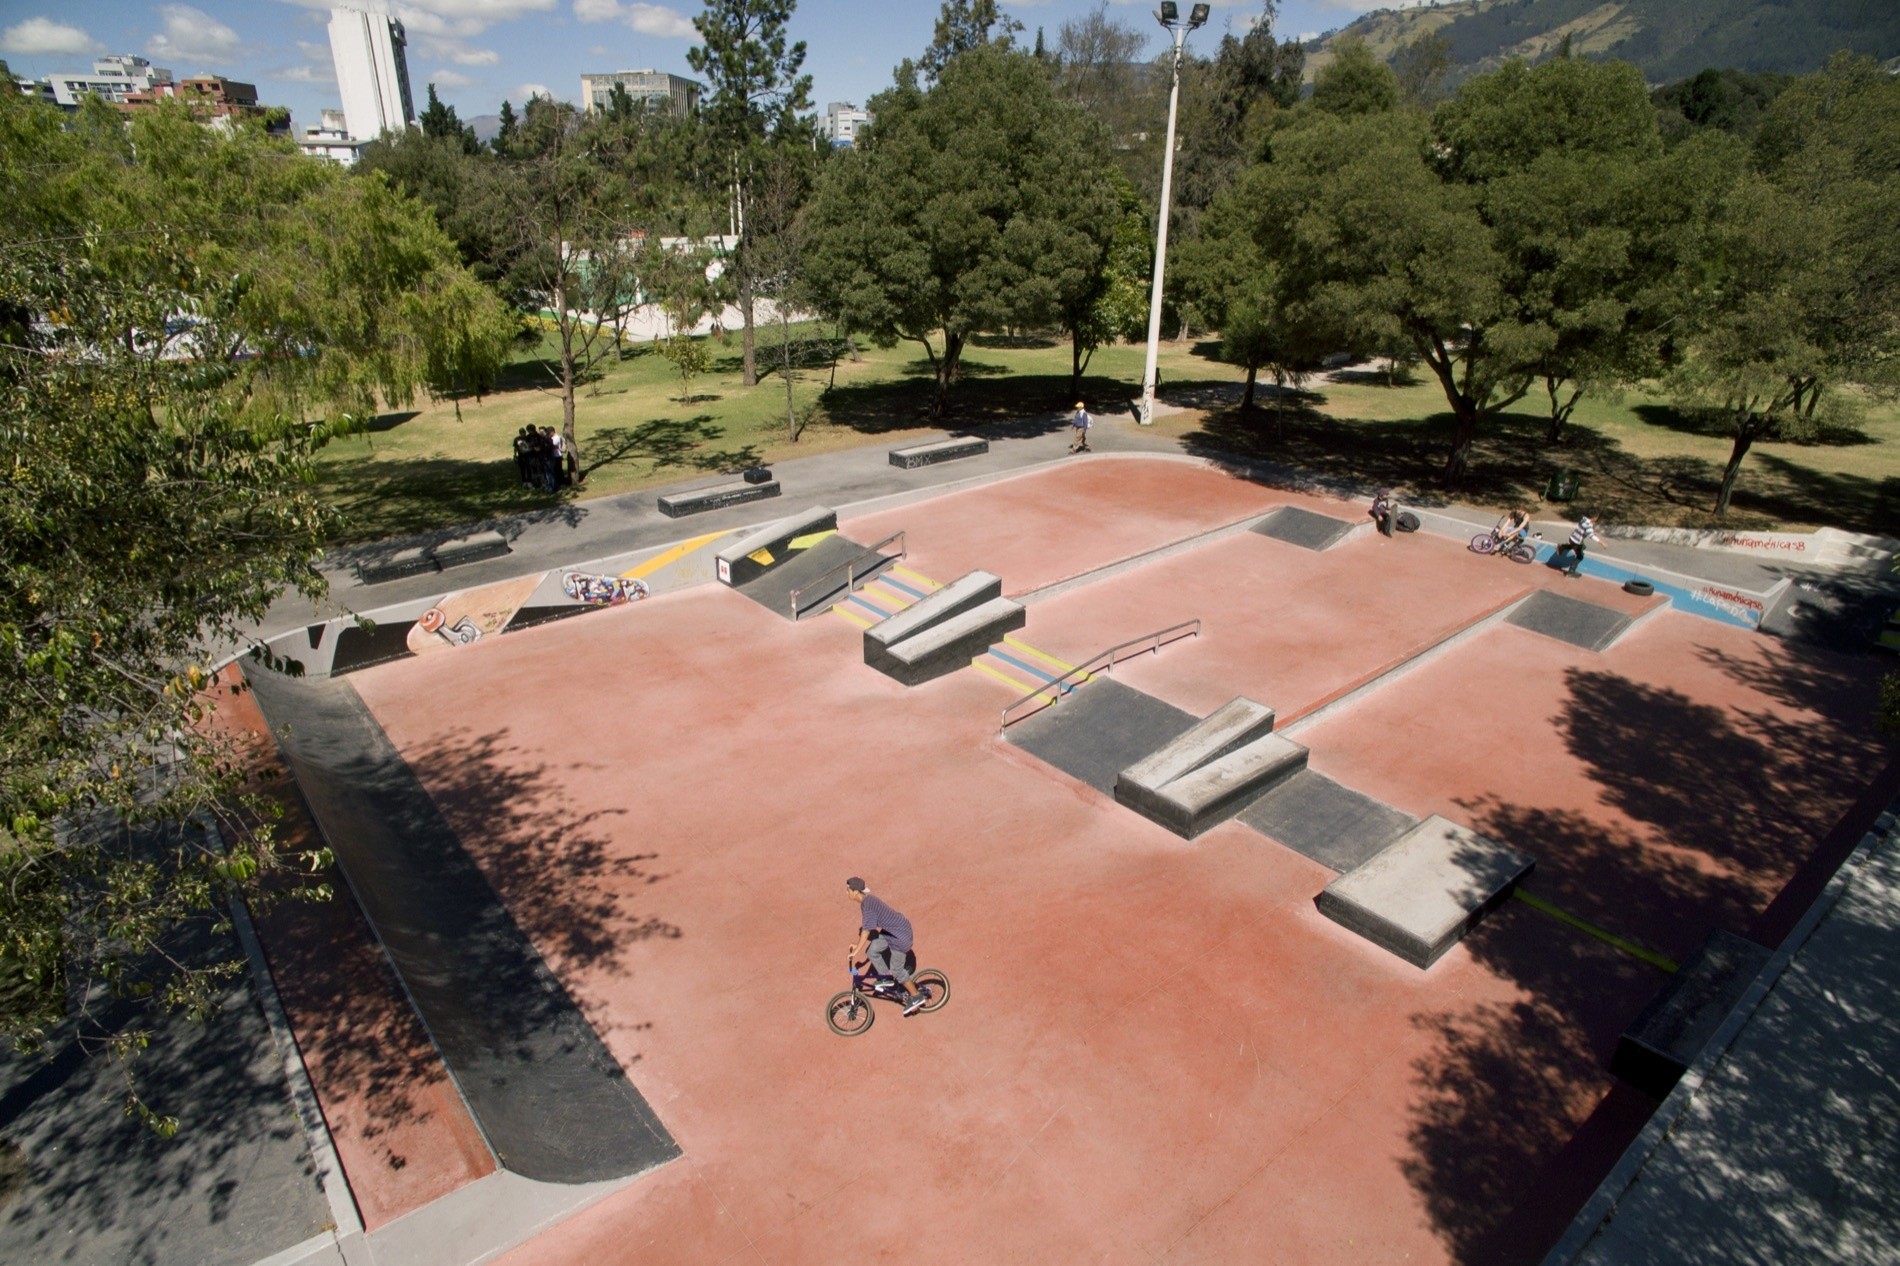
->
[1317,816,1533,969]
[864,570,1025,686]
[1251,506,1361,552]
[1507,590,1635,652]
[1115,697,1309,838]
[246,668,678,1185]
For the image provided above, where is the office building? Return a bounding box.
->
[822,102,870,147]
[579,70,700,116]
[327,6,416,140]
[47,54,172,108]
[299,108,367,165]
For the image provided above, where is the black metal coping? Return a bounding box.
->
[245,668,679,1185]
[657,479,781,518]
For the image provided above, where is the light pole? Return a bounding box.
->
[1137,2,1207,426]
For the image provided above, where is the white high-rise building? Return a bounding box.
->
[326,7,415,141]
[822,102,870,148]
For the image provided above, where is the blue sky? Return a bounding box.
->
[1,1,1413,132]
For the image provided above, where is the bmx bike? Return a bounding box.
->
[1469,529,1542,565]
[825,952,950,1036]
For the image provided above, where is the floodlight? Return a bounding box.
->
[1188,3,1210,27]
[1158,2,1178,24]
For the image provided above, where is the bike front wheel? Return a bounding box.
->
[826,989,875,1036]
[911,969,950,1013]
[1469,533,1497,555]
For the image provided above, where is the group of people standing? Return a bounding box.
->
[513,426,577,493]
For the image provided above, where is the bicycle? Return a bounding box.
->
[1469,529,1542,565]
[825,951,950,1036]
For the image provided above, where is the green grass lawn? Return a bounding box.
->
[312,326,1230,543]
[314,328,1900,544]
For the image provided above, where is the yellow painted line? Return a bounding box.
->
[620,529,728,581]
[852,585,909,613]
[891,565,940,591]
[1002,635,1083,678]
[789,529,836,550]
[971,658,1043,694]
[1513,889,1679,973]
[831,603,874,628]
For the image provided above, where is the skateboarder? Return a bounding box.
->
[1069,402,1092,454]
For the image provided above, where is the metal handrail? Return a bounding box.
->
[998,618,1201,733]
[789,530,906,619]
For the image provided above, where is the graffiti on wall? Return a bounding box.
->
[562,571,651,606]
[406,575,544,656]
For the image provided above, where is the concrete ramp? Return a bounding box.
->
[1239,771,1419,873]
[1006,679,1198,797]
[864,570,1023,686]
[1252,506,1359,551]
[734,533,880,620]
[717,505,838,587]
[1507,590,1635,652]
[245,669,679,1185]
[1317,816,1533,969]
[1115,697,1308,838]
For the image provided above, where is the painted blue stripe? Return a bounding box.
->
[846,593,890,616]
[1530,546,1761,630]
[988,647,1073,688]
[880,574,927,599]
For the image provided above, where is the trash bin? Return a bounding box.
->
[1545,469,1580,502]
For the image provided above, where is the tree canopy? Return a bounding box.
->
[802,45,1119,417]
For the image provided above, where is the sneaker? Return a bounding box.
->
[902,989,931,1016]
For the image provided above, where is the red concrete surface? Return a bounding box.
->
[214,672,496,1230]
[326,458,1890,1263]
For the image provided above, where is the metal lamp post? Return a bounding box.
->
[1137,2,1208,426]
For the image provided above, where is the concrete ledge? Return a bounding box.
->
[430,530,511,570]
[657,478,781,521]
[864,570,1002,654]
[714,505,837,586]
[1317,816,1533,968]
[1133,732,1309,838]
[1611,929,1771,1098]
[867,597,1025,686]
[1120,697,1277,792]
[359,545,439,585]
[889,437,990,469]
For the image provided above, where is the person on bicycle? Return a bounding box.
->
[1370,488,1398,537]
[1493,506,1532,548]
[846,877,930,1016]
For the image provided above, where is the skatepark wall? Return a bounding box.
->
[243,528,746,679]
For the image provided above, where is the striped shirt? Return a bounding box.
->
[859,893,913,952]
[1568,518,1597,546]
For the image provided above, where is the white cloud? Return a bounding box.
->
[572,0,694,38]
[148,5,244,65]
[588,44,612,56]
[418,36,500,65]
[1,16,104,56]
[428,67,479,87]
[276,61,336,84]
[514,81,550,100]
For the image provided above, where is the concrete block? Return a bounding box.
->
[714,505,836,585]
[657,479,781,521]
[1127,732,1308,838]
[1317,816,1533,968]
[889,437,989,469]
[1612,929,1771,1097]
[359,545,437,585]
[1119,697,1277,795]
[864,570,1002,655]
[867,597,1025,686]
[429,530,510,570]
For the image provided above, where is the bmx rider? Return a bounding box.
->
[846,877,930,1016]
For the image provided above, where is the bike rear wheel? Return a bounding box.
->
[1507,541,1538,564]
[911,969,950,1013]
[1469,533,1498,555]
[826,989,875,1036]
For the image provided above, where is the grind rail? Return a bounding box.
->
[788,530,907,620]
[998,619,1201,733]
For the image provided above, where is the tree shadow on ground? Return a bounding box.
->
[969,333,1060,350]
[1397,642,1892,1262]
[813,366,1140,435]
[0,826,324,1266]
[317,454,584,549]
[583,416,760,480]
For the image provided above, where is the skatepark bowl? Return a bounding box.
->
[239,455,1895,1265]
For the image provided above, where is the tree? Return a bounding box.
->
[1057,171,1150,399]
[919,0,1022,83]
[1668,54,1900,514]
[1247,56,1695,483]
[745,148,821,440]
[1310,36,1399,117]
[419,82,480,154]
[688,0,814,389]
[495,98,519,152]
[0,95,508,1123]
[1393,32,1453,107]
[1054,2,1146,130]
[496,100,647,482]
[802,47,1119,419]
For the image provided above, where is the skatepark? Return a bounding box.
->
[155,433,1894,1266]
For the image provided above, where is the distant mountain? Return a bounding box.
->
[1305,0,1900,87]
[467,114,502,144]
